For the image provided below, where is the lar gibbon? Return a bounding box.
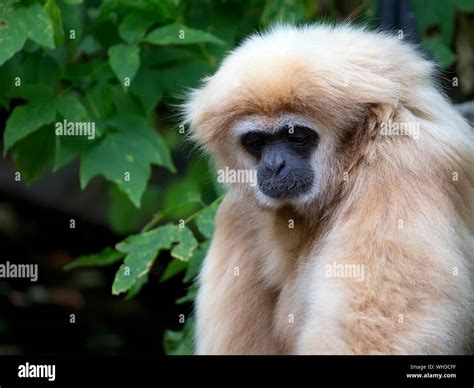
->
[183,24,474,354]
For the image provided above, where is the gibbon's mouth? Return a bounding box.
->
[257,171,314,199]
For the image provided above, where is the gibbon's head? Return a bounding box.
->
[183,24,452,212]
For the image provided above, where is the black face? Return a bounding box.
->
[240,125,319,199]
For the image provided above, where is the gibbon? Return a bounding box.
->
[183,24,474,354]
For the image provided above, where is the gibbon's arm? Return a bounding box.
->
[195,194,280,354]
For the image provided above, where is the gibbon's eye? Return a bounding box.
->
[241,132,267,155]
[285,126,314,146]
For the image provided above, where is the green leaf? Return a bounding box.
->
[12,126,55,182]
[53,135,86,171]
[53,94,96,171]
[80,115,174,206]
[55,93,88,122]
[107,114,175,172]
[64,0,84,4]
[20,3,55,49]
[111,86,144,116]
[161,259,188,282]
[44,0,64,46]
[261,0,306,24]
[422,37,457,68]
[195,199,220,239]
[158,61,214,91]
[0,8,28,66]
[454,0,474,12]
[4,101,57,154]
[144,23,224,46]
[64,248,124,271]
[170,226,198,261]
[124,273,149,300]
[183,241,208,283]
[112,224,198,295]
[84,81,114,120]
[130,68,163,116]
[80,130,151,207]
[118,13,155,44]
[411,0,439,33]
[78,35,102,55]
[108,43,140,85]
[164,318,194,355]
[0,4,54,65]
[22,54,60,85]
[175,282,198,304]
[107,184,161,235]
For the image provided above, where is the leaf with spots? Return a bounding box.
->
[0,4,55,65]
[0,7,28,66]
[112,224,198,295]
[195,197,221,239]
[79,114,175,207]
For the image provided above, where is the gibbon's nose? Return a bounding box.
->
[264,154,285,176]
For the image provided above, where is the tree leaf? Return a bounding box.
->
[0,8,28,66]
[108,43,140,85]
[423,37,457,68]
[144,23,224,45]
[80,115,175,206]
[170,226,198,261]
[20,3,55,49]
[195,199,220,239]
[84,81,114,120]
[118,13,155,44]
[164,318,194,355]
[261,0,306,25]
[64,248,125,271]
[4,101,57,154]
[175,282,198,304]
[183,241,208,283]
[130,68,164,116]
[124,273,149,300]
[80,130,152,207]
[107,114,176,172]
[55,93,88,122]
[107,184,161,235]
[12,126,55,183]
[160,259,188,282]
[454,0,474,12]
[44,0,64,47]
[112,224,198,295]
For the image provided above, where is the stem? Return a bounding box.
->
[141,195,224,233]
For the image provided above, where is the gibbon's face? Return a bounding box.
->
[185,25,429,210]
[236,114,321,206]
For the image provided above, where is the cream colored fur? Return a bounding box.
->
[183,24,474,355]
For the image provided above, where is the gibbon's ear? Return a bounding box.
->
[345,102,399,171]
[365,103,398,139]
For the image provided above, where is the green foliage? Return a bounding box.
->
[64,247,125,270]
[1,0,472,355]
[411,0,474,68]
[145,23,224,45]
